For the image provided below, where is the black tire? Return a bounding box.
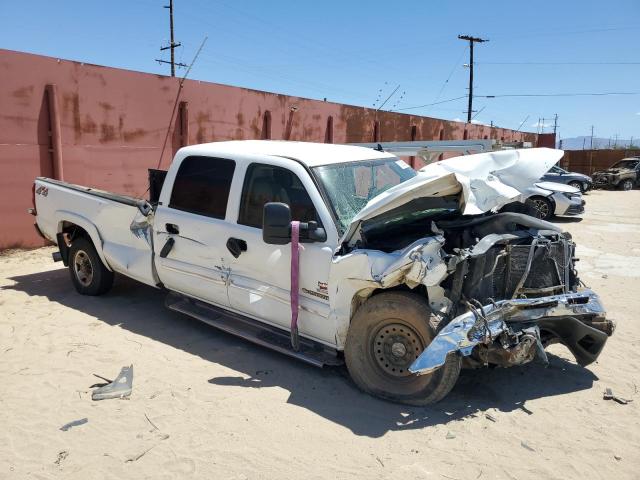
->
[568,181,583,192]
[68,237,114,295]
[344,291,461,406]
[525,196,554,220]
[619,179,634,191]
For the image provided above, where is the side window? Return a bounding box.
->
[238,163,319,228]
[169,156,235,219]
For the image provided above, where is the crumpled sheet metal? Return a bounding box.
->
[340,148,564,246]
[409,289,606,375]
[419,148,564,215]
[92,365,134,401]
[373,236,448,288]
[328,236,450,348]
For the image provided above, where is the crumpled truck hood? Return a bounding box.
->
[339,147,564,246]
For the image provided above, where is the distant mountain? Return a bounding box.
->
[558,136,638,150]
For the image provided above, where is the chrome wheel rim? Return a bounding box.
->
[74,250,94,286]
[623,180,632,191]
[531,199,550,219]
[373,322,424,377]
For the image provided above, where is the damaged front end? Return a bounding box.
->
[332,148,614,376]
[407,213,615,375]
[409,290,611,375]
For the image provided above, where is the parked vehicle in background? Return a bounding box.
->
[593,157,640,190]
[540,164,592,192]
[511,182,584,221]
[30,142,613,405]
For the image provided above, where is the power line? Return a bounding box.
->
[477,61,640,65]
[398,91,640,112]
[395,95,467,111]
[458,35,489,123]
[478,91,640,98]
[471,106,485,121]
[429,46,468,107]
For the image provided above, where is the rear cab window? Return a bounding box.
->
[169,156,236,219]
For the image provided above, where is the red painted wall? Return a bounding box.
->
[0,49,539,248]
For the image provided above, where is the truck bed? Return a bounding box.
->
[34,177,157,287]
[36,177,151,213]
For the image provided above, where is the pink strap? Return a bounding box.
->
[290,221,301,351]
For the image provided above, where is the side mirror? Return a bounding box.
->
[302,221,327,243]
[263,202,292,245]
[262,202,327,244]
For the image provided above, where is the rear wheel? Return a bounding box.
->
[620,179,634,191]
[68,237,114,295]
[526,196,554,220]
[344,291,461,405]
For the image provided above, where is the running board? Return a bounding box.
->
[165,293,343,367]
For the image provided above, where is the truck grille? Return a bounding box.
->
[459,236,577,304]
[493,240,569,298]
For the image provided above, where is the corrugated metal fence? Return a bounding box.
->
[560,149,640,176]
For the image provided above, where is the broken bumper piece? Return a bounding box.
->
[409,290,613,376]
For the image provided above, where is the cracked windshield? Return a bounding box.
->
[313,157,416,233]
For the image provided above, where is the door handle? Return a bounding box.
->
[226,237,247,258]
[159,237,175,258]
[166,223,180,234]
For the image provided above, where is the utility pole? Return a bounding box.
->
[590,125,594,149]
[458,35,488,123]
[552,113,558,135]
[156,0,187,76]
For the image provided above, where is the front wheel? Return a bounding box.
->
[568,181,584,192]
[619,179,634,191]
[525,196,554,220]
[344,291,461,405]
[68,237,114,295]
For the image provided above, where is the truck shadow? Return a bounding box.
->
[551,216,583,224]
[5,268,598,438]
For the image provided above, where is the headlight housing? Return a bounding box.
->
[563,192,582,200]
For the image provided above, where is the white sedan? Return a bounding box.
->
[521,181,585,220]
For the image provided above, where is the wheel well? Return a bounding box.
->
[57,222,93,266]
[351,285,427,320]
[60,222,91,242]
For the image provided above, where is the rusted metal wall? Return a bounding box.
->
[537,133,556,149]
[561,149,640,175]
[0,48,539,248]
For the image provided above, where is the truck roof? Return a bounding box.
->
[177,140,395,168]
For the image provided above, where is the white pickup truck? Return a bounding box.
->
[32,140,613,405]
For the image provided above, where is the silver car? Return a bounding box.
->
[521,181,585,220]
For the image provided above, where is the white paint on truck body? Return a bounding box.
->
[33,141,568,351]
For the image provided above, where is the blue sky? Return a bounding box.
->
[1,0,639,141]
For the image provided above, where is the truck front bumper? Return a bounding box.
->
[409,289,613,375]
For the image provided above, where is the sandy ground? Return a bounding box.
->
[1,189,639,480]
